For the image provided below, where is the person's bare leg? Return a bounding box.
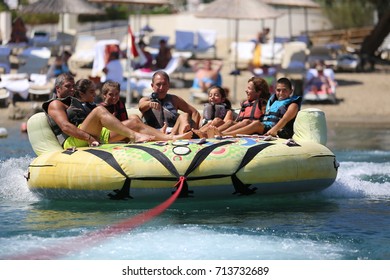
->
[81,107,154,143]
[170,113,191,135]
[223,119,252,134]
[192,127,208,138]
[121,114,192,141]
[161,122,168,134]
[216,119,235,132]
[222,120,264,136]
[209,117,224,127]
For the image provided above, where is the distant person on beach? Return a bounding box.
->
[42,74,191,149]
[134,40,154,72]
[47,51,74,79]
[257,27,270,44]
[138,70,200,135]
[101,51,124,84]
[191,59,223,93]
[9,17,28,44]
[98,81,128,121]
[154,39,172,70]
[305,60,337,95]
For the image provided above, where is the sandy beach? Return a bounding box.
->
[1,63,390,129]
[1,10,390,129]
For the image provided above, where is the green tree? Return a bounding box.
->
[320,0,374,28]
[0,0,9,11]
[319,0,390,29]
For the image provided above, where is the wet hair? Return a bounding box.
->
[74,79,94,99]
[101,81,120,95]
[276,77,293,90]
[248,76,270,100]
[207,85,232,109]
[54,73,74,89]
[152,70,170,83]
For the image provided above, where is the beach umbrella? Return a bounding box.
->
[195,0,282,102]
[89,0,171,107]
[264,0,320,37]
[20,0,105,35]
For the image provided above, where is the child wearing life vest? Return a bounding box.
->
[192,85,233,138]
[208,77,301,139]
[209,76,270,136]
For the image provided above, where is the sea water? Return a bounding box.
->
[0,124,389,260]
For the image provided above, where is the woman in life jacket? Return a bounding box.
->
[192,86,233,138]
[208,76,270,137]
[208,77,301,139]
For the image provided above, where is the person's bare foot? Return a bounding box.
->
[207,126,222,138]
[191,128,207,138]
[171,130,193,140]
[133,133,155,143]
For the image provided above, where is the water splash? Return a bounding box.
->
[0,157,39,202]
[323,160,390,198]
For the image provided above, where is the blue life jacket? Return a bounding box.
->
[262,94,301,138]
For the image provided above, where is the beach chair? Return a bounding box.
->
[175,30,195,52]
[91,39,120,78]
[148,35,170,48]
[0,46,11,74]
[259,42,284,66]
[195,29,217,58]
[278,41,308,78]
[229,41,256,70]
[68,35,97,71]
[18,47,51,75]
[28,73,54,101]
[56,31,76,49]
[0,47,52,104]
[0,88,10,107]
[131,55,184,80]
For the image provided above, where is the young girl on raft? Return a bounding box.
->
[192,85,233,138]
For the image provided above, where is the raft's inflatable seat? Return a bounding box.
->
[27,108,328,156]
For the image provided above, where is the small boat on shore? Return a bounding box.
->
[25,108,338,201]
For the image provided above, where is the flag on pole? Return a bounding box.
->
[127,25,147,67]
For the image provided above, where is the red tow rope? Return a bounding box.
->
[10,177,186,260]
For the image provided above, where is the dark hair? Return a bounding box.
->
[207,85,231,109]
[102,81,120,95]
[152,70,170,83]
[54,73,74,89]
[74,79,94,99]
[276,77,293,90]
[248,76,270,100]
[138,40,147,48]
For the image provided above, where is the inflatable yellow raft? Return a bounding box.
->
[26,108,338,200]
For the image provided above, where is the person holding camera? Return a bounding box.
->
[138,71,200,135]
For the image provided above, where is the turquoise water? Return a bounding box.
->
[0,124,389,260]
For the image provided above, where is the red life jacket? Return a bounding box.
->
[236,99,264,121]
